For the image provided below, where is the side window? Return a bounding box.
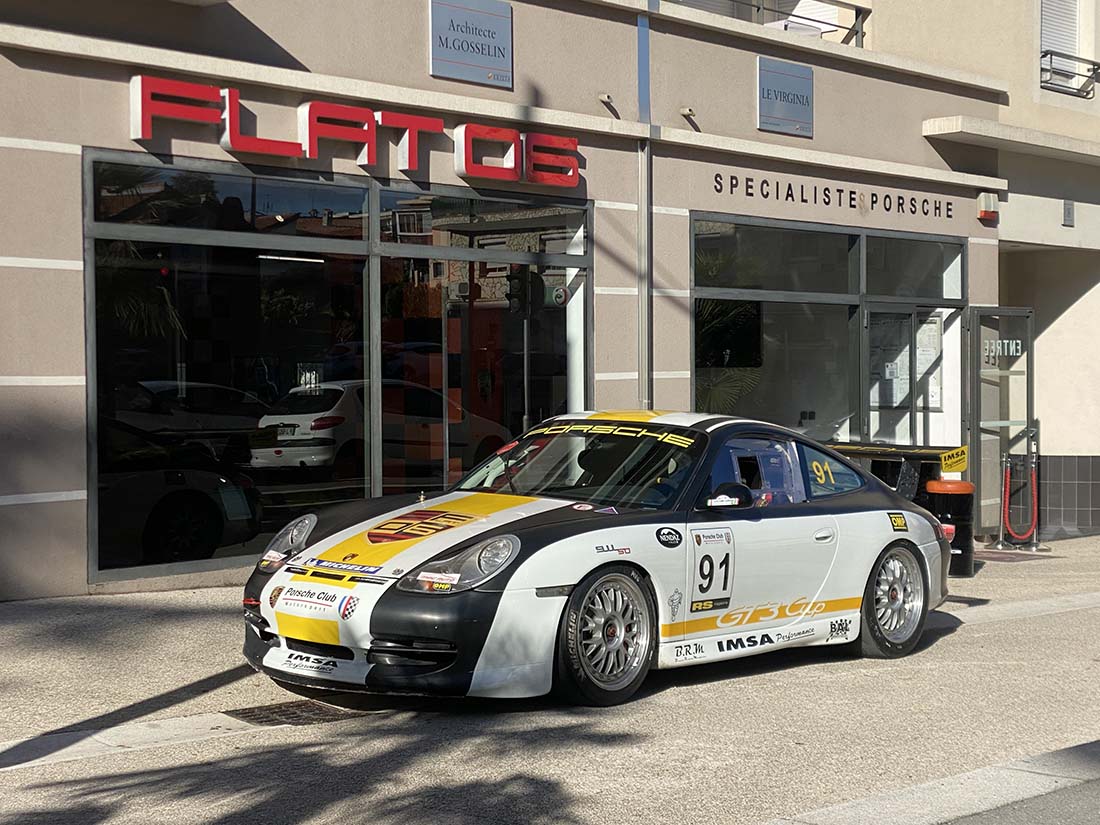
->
[799,444,864,498]
[705,436,806,508]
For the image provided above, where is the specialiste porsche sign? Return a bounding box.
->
[129,74,580,188]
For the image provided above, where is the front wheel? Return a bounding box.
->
[854,542,928,658]
[555,564,656,706]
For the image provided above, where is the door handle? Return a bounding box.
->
[813,528,836,543]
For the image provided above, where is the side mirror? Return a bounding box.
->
[706,482,755,509]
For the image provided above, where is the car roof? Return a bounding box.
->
[548,410,783,434]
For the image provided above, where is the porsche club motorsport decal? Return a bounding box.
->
[661,595,863,638]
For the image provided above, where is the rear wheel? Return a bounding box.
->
[555,564,656,706]
[855,543,928,658]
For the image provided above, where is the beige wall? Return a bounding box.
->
[1002,249,1100,455]
[871,0,1100,144]
[0,140,87,601]
[650,17,1001,174]
[999,151,1100,250]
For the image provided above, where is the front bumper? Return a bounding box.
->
[242,584,507,696]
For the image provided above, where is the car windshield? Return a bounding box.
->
[455,421,706,510]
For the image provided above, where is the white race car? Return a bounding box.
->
[243,411,951,705]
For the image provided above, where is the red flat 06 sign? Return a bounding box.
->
[130,74,580,188]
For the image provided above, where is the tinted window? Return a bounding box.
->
[799,445,864,497]
[93,162,367,240]
[694,221,858,293]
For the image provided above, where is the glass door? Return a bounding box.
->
[866,307,916,445]
[864,304,963,449]
[970,308,1035,534]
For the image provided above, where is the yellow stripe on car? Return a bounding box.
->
[586,409,672,421]
[309,492,539,569]
[661,596,863,638]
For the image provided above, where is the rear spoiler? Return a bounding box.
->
[826,442,961,501]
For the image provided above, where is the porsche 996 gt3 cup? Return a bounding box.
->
[243,411,951,705]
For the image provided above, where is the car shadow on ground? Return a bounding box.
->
[5,702,622,825]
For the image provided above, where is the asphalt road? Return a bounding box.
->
[0,539,1098,825]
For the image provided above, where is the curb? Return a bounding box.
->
[763,740,1100,825]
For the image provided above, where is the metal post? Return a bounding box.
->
[854,9,865,48]
[987,452,1010,550]
[1023,451,1051,552]
[522,314,531,432]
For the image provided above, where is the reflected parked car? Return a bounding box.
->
[112,380,269,462]
[251,380,512,481]
[97,419,261,567]
[251,381,367,479]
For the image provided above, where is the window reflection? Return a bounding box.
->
[93,162,368,240]
[694,222,858,293]
[695,299,858,442]
[380,256,576,495]
[379,190,586,254]
[95,239,366,569]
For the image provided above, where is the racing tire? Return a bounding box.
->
[555,564,657,706]
[852,542,928,659]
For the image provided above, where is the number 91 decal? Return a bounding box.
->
[689,528,734,613]
[811,460,836,488]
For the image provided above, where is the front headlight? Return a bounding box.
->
[396,535,520,594]
[256,514,318,573]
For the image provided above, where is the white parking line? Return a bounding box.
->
[0,712,265,773]
[763,740,1100,825]
[930,591,1100,629]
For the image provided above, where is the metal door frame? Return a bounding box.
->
[968,306,1036,535]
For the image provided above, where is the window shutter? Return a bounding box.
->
[672,0,754,22]
[1041,0,1078,75]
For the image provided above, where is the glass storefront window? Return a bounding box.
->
[694,222,858,293]
[94,239,366,569]
[866,236,962,300]
[694,300,859,442]
[380,256,582,495]
[379,190,586,255]
[93,162,368,240]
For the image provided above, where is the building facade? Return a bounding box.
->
[0,0,1082,600]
